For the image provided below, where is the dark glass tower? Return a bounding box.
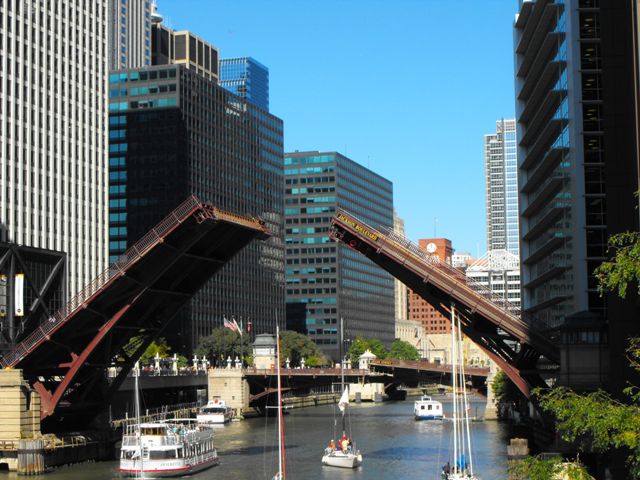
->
[108,65,284,355]
[284,151,394,360]
[219,57,269,111]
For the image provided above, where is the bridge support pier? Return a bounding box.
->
[0,369,42,471]
[207,368,249,418]
[484,362,498,420]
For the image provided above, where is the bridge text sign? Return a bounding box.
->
[336,213,379,242]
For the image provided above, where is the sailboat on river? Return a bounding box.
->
[321,318,363,469]
[441,305,479,480]
[272,325,286,480]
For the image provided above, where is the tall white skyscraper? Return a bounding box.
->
[0,1,109,296]
[484,119,519,256]
[109,0,153,70]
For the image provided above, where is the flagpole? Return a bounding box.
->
[240,316,243,368]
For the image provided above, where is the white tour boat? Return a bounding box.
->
[119,421,219,478]
[119,367,218,478]
[197,398,233,424]
[414,395,444,420]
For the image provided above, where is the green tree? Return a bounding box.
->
[491,370,519,405]
[346,336,388,364]
[122,336,172,365]
[508,456,591,480]
[346,337,369,365]
[594,231,640,299]
[195,328,250,365]
[366,338,388,359]
[387,339,420,361]
[532,228,640,476]
[278,330,325,367]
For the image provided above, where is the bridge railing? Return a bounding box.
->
[332,209,559,364]
[0,196,206,368]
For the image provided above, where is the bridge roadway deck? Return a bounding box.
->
[0,196,270,429]
[330,210,559,397]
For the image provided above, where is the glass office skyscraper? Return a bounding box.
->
[108,65,284,354]
[220,57,269,111]
[284,151,394,360]
[484,119,519,256]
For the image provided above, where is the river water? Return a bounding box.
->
[4,397,510,479]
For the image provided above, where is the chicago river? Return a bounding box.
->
[3,397,510,479]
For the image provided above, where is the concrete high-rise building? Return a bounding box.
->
[284,151,394,359]
[466,250,521,315]
[408,239,453,334]
[515,2,640,426]
[515,0,608,330]
[108,64,284,354]
[220,57,269,111]
[151,22,219,81]
[393,210,408,323]
[484,119,519,256]
[109,0,153,70]
[0,1,109,298]
[452,251,473,269]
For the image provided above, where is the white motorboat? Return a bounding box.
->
[197,398,233,424]
[414,395,444,420]
[440,305,480,480]
[321,317,363,469]
[119,421,219,478]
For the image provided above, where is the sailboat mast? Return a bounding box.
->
[451,305,458,474]
[458,314,474,475]
[340,317,346,435]
[340,317,345,387]
[276,324,285,479]
[134,365,144,478]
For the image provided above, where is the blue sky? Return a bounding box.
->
[158,0,518,256]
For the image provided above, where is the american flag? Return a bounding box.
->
[223,316,238,332]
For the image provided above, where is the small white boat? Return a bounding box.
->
[321,317,363,469]
[322,448,363,468]
[119,421,219,478]
[414,395,444,420]
[197,398,233,424]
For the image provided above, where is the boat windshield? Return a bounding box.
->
[201,407,227,414]
[141,426,168,436]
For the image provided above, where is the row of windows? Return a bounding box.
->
[110,83,177,98]
[287,288,337,295]
[286,266,336,275]
[109,96,178,111]
[285,176,335,185]
[109,68,177,84]
[284,155,335,166]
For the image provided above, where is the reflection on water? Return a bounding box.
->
[1,397,509,480]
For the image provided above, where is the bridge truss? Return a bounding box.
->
[330,210,559,398]
[0,196,270,428]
